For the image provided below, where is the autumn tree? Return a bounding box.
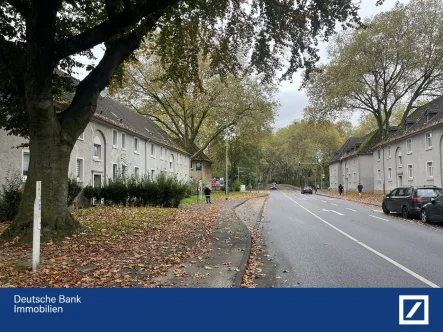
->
[111,55,276,159]
[262,120,344,185]
[208,108,275,186]
[0,0,365,240]
[303,0,443,138]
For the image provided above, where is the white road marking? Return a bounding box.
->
[322,209,344,216]
[369,215,389,222]
[321,200,327,203]
[372,210,383,213]
[330,203,338,206]
[346,208,357,212]
[281,191,440,288]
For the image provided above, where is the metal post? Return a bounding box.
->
[32,181,41,272]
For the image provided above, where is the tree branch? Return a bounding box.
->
[59,33,141,139]
[54,0,179,60]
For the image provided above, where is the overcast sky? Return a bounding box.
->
[73,1,408,128]
[275,0,408,128]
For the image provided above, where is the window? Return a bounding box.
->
[160,147,163,160]
[113,164,118,180]
[22,151,30,176]
[377,149,381,160]
[426,132,432,149]
[122,165,127,177]
[377,169,381,181]
[134,167,139,178]
[78,132,84,140]
[398,154,402,167]
[387,146,391,159]
[388,167,392,180]
[353,172,356,183]
[93,144,101,159]
[151,144,155,157]
[406,139,412,154]
[427,161,434,178]
[407,164,413,179]
[93,174,102,188]
[112,130,118,148]
[76,158,84,182]
[134,137,139,153]
[151,169,155,179]
[170,154,174,170]
[122,133,126,149]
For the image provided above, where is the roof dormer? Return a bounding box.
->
[389,126,398,135]
[404,118,415,130]
[425,109,438,122]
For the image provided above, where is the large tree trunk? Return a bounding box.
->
[2,133,79,242]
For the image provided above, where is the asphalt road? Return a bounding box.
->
[260,187,443,288]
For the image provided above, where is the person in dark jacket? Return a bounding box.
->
[204,186,212,204]
[338,184,343,195]
[357,183,363,197]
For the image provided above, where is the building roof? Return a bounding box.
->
[93,95,190,155]
[376,95,443,148]
[330,130,380,163]
[54,71,190,155]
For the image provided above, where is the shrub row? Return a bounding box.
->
[83,172,190,208]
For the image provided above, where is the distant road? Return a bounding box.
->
[261,186,443,287]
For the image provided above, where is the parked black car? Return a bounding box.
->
[301,186,313,194]
[382,185,443,218]
[420,195,443,223]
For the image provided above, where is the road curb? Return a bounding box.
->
[231,195,268,288]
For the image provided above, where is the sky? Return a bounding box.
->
[73,0,408,129]
[275,0,408,128]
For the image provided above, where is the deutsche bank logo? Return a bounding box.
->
[399,295,429,325]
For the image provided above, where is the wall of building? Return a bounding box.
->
[374,127,443,193]
[0,130,28,188]
[0,120,191,193]
[357,155,374,192]
[190,160,212,184]
[329,162,341,191]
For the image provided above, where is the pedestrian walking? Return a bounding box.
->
[357,183,363,198]
[338,184,343,196]
[204,186,212,204]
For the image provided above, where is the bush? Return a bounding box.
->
[0,171,23,222]
[68,178,82,206]
[86,172,189,208]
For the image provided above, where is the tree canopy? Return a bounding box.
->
[303,0,443,138]
[110,53,277,159]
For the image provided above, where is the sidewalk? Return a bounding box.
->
[153,199,253,287]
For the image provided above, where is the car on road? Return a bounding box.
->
[301,186,313,194]
[382,185,443,218]
[270,183,278,190]
[420,195,443,223]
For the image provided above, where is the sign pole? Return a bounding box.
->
[32,181,41,272]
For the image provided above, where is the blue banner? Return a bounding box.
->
[1,289,442,331]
